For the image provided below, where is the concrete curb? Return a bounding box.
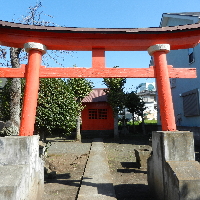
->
[77,138,116,200]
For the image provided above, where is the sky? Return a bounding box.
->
[1,0,200,91]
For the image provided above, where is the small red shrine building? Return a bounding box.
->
[81,88,114,131]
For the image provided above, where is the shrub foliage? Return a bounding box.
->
[0,78,80,137]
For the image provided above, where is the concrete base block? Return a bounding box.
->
[148,131,200,200]
[0,135,44,200]
[134,147,152,168]
[0,165,25,199]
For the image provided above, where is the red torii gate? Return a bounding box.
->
[0,21,199,136]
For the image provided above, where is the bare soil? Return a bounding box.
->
[43,136,200,200]
[104,137,154,200]
[44,153,88,199]
[43,139,91,200]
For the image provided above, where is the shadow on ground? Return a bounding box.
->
[103,135,151,145]
[45,174,81,187]
[195,145,200,162]
[115,184,154,200]
[118,162,147,174]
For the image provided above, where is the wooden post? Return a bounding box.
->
[92,48,105,68]
[19,42,47,136]
[148,44,176,131]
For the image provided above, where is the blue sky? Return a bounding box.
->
[1,0,200,91]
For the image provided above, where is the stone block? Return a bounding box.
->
[134,147,152,168]
[0,135,44,200]
[164,161,200,200]
[148,131,200,200]
[163,131,195,161]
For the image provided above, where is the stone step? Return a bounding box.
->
[168,160,200,180]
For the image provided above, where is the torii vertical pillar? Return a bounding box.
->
[148,44,176,131]
[19,42,47,136]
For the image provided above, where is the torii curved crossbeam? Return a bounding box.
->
[0,20,200,50]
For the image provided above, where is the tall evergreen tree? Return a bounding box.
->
[103,68,126,139]
[125,91,145,133]
[67,77,93,141]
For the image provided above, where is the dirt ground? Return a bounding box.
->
[43,136,200,200]
[104,137,153,200]
[43,138,91,200]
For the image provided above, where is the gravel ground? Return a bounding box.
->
[43,138,92,200]
[43,136,154,200]
[46,139,92,155]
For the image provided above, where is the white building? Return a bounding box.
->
[160,13,200,130]
[137,82,157,120]
[138,82,156,93]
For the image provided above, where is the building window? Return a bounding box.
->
[99,109,107,119]
[149,56,154,66]
[88,109,107,119]
[188,48,195,64]
[89,109,98,119]
[143,97,148,102]
[170,78,176,88]
[182,88,200,117]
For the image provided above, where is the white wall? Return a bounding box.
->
[166,17,193,26]
[162,14,200,127]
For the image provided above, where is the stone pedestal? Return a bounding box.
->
[0,135,44,200]
[148,131,200,200]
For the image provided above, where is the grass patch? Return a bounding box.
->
[144,120,157,125]
[127,120,157,126]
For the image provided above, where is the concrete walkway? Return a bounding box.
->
[77,138,116,200]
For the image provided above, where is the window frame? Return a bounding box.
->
[88,108,108,119]
[182,88,200,117]
[188,48,195,64]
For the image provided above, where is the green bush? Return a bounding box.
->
[0,78,79,137]
[0,79,12,121]
[36,78,79,136]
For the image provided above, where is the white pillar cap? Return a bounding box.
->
[24,42,47,55]
[148,44,170,56]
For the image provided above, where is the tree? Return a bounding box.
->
[36,78,80,140]
[125,91,145,134]
[103,69,126,139]
[0,78,79,140]
[67,77,93,141]
[9,48,22,135]
[0,46,22,135]
[0,2,72,136]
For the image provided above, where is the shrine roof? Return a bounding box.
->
[82,89,107,103]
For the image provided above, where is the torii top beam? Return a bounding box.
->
[0,20,200,51]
